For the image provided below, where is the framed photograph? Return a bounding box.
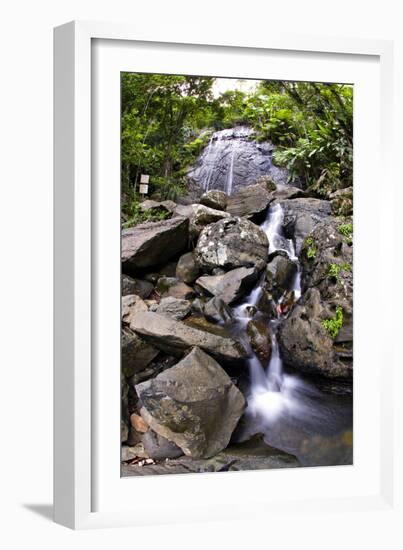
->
[54,21,397,529]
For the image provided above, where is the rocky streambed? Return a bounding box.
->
[121,174,353,475]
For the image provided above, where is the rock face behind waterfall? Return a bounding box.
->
[188,127,290,194]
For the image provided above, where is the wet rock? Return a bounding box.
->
[130,311,247,363]
[175,251,200,283]
[203,297,234,324]
[151,296,192,321]
[136,347,246,458]
[246,319,272,363]
[141,430,184,460]
[122,217,189,273]
[122,327,159,376]
[122,274,154,298]
[278,288,351,378]
[266,253,298,296]
[195,217,268,272]
[199,189,228,211]
[226,183,272,221]
[188,127,290,194]
[195,266,258,305]
[121,294,148,325]
[280,198,332,254]
[122,435,300,475]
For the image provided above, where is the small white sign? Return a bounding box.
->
[140,174,150,184]
[139,184,149,194]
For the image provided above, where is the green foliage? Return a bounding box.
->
[121,74,353,202]
[327,262,351,282]
[339,222,353,244]
[322,306,344,339]
[304,236,317,260]
[121,73,216,195]
[122,198,171,228]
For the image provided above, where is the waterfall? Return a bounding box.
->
[233,202,305,424]
[188,126,289,194]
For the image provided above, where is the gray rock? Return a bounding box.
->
[155,277,195,300]
[280,198,332,254]
[139,199,176,214]
[199,189,228,211]
[136,347,246,458]
[122,217,189,272]
[152,296,192,321]
[196,266,258,305]
[175,251,200,283]
[122,274,154,298]
[203,297,234,323]
[141,430,184,460]
[122,435,300,475]
[266,253,298,296]
[130,311,247,363]
[269,183,305,201]
[121,294,148,325]
[122,327,159,376]
[226,183,272,220]
[195,217,268,272]
[189,204,230,239]
[246,319,272,363]
[278,288,351,379]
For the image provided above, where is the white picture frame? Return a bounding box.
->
[54,20,399,530]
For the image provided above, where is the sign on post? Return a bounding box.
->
[139,174,149,197]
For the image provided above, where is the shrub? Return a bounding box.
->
[322,306,344,338]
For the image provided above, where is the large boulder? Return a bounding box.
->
[277,288,351,379]
[280,198,332,254]
[121,327,159,377]
[195,217,268,272]
[203,297,234,324]
[226,183,272,220]
[155,277,196,300]
[139,199,176,214]
[199,189,228,211]
[122,217,189,273]
[195,266,258,305]
[136,347,246,458]
[130,311,247,363]
[141,429,184,460]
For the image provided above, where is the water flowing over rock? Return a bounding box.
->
[122,217,189,273]
[135,347,246,458]
[280,198,332,254]
[188,127,289,194]
[130,311,247,363]
[195,217,268,272]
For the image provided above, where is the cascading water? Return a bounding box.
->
[188,126,290,194]
[232,202,352,464]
